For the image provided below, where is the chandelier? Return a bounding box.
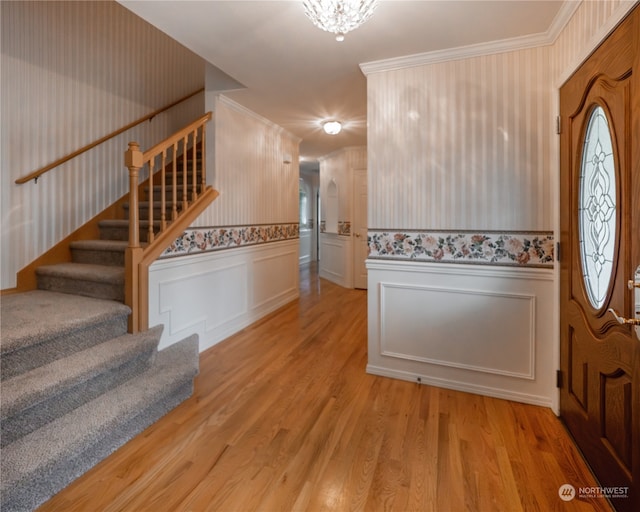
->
[303,0,380,41]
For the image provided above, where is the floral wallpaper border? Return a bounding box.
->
[320,220,351,236]
[339,221,351,236]
[368,230,555,268]
[160,223,299,258]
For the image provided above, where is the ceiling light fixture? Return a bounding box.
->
[323,121,342,135]
[303,0,379,42]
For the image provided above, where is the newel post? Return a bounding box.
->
[125,142,143,249]
[124,142,144,333]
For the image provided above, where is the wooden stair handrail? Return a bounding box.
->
[143,112,212,161]
[125,111,215,333]
[15,87,205,185]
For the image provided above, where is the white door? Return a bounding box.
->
[353,169,368,289]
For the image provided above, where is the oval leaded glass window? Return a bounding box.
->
[578,105,616,309]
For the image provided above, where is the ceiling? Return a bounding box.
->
[119,0,567,169]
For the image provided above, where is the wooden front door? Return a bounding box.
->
[559,6,639,511]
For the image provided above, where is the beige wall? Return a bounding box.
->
[365,0,634,234]
[196,94,300,227]
[1,0,204,289]
[367,45,553,231]
[552,0,631,84]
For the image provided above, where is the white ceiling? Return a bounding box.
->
[119,0,567,168]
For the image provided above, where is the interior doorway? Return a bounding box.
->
[299,169,319,266]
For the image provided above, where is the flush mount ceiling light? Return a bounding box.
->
[303,0,380,41]
[323,120,342,135]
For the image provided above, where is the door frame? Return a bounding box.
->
[352,168,368,289]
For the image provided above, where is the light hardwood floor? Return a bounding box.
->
[39,263,612,512]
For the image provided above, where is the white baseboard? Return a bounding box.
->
[366,364,553,408]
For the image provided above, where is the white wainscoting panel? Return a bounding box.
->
[319,233,352,288]
[158,260,247,340]
[149,240,299,352]
[367,259,555,407]
[380,283,535,379]
[253,248,299,308]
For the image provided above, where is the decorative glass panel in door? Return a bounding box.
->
[578,105,616,309]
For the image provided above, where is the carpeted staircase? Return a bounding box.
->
[34,144,202,302]
[1,298,199,511]
[1,176,201,510]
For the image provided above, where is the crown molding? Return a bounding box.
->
[217,94,302,142]
[318,145,367,162]
[360,0,581,75]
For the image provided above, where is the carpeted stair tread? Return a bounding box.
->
[146,184,202,194]
[69,239,128,266]
[122,200,183,208]
[98,219,159,228]
[36,263,125,302]
[0,334,199,511]
[70,239,148,267]
[121,202,183,217]
[5,382,194,512]
[98,219,160,242]
[0,290,130,357]
[36,262,124,283]
[147,184,198,190]
[1,325,164,422]
[0,325,163,447]
[70,239,148,250]
[69,239,129,251]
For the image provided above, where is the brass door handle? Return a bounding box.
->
[629,280,640,289]
[608,308,640,326]
[354,233,361,238]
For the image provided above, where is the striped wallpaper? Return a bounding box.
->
[195,95,300,227]
[366,45,553,232]
[1,0,205,289]
[365,0,635,236]
[552,0,632,85]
